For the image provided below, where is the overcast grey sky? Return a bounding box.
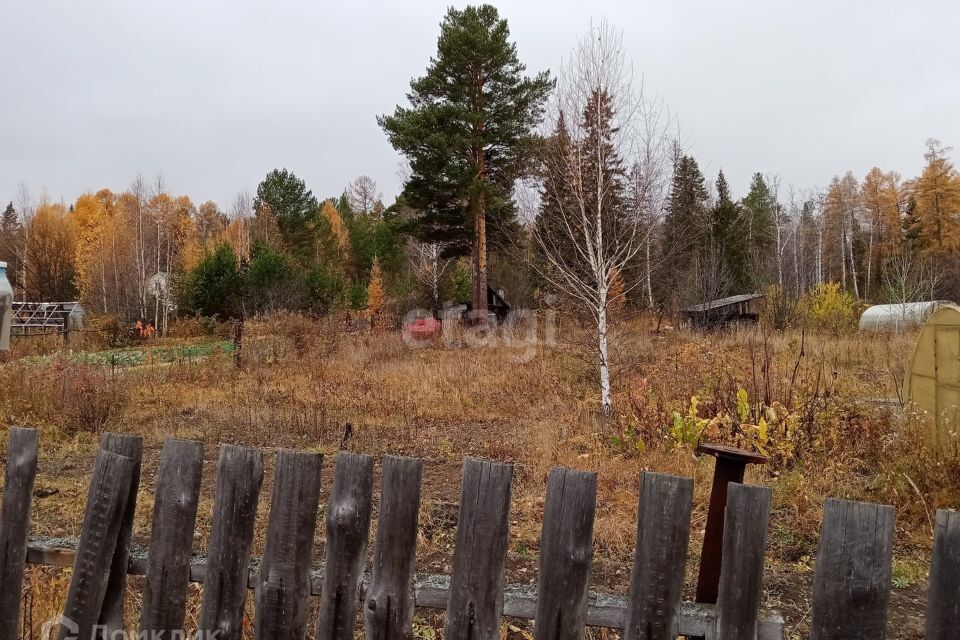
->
[2,0,958,210]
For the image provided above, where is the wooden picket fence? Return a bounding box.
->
[0,427,958,640]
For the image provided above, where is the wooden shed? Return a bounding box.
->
[905,304,960,451]
[463,286,512,324]
[684,293,765,329]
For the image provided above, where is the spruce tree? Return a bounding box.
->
[1,202,18,232]
[379,5,553,318]
[0,202,21,292]
[581,89,627,221]
[740,173,776,267]
[901,196,924,254]
[711,171,747,293]
[662,155,709,265]
[536,112,575,244]
[537,91,627,288]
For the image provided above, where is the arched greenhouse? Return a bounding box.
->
[858,301,951,332]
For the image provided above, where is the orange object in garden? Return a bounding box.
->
[406,317,441,340]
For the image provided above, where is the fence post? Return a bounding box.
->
[197,444,265,640]
[255,449,323,640]
[365,455,423,640]
[714,483,771,640]
[622,472,693,640]
[97,433,143,638]
[927,509,960,638]
[810,498,894,640]
[0,426,39,640]
[445,458,513,640]
[58,449,135,640]
[316,452,375,640]
[533,467,597,640]
[139,437,204,637]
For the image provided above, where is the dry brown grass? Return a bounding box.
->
[0,313,953,639]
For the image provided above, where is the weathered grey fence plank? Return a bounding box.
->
[715,483,771,640]
[445,458,514,640]
[138,437,204,636]
[58,449,135,640]
[927,509,960,638]
[810,498,894,640]
[315,451,375,640]
[96,432,143,638]
[622,471,694,640]
[197,444,265,640]
[0,426,39,640]
[533,467,597,640]
[255,449,323,640]
[364,455,423,640]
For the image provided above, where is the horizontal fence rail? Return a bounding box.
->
[23,538,784,639]
[1,427,956,639]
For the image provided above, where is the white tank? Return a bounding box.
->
[0,261,12,350]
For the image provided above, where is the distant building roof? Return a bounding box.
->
[684,293,766,313]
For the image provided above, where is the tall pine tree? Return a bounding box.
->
[254,169,319,260]
[379,5,553,319]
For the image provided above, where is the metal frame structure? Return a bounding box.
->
[10,301,85,336]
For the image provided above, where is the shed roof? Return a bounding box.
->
[684,293,765,313]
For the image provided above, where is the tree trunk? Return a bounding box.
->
[100,252,108,314]
[840,226,847,289]
[645,235,654,308]
[471,190,488,322]
[847,231,859,299]
[431,247,440,314]
[597,298,612,415]
[816,222,824,284]
[775,216,783,287]
[233,318,244,368]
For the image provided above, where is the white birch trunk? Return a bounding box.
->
[847,231,860,299]
[597,299,612,414]
[645,235,654,308]
[775,218,783,287]
[816,220,824,284]
[840,225,847,289]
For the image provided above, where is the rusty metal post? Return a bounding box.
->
[695,442,767,605]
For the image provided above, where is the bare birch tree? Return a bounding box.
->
[346,175,382,217]
[129,174,149,318]
[15,183,34,300]
[530,21,673,414]
[409,239,453,311]
[882,252,943,310]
